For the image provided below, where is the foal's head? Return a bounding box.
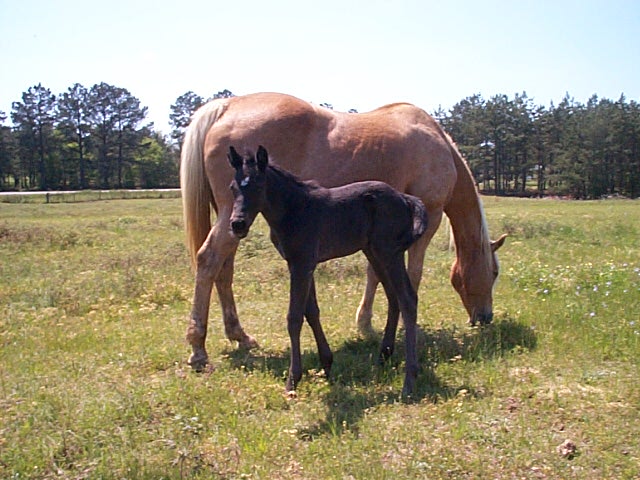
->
[228,145,269,239]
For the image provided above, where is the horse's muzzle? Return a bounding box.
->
[470,312,493,327]
[230,219,248,239]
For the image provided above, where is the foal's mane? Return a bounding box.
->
[267,163,322,193]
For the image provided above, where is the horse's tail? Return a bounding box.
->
[180,99,230,269]
[404,194,429,248]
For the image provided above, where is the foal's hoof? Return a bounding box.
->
[238,334,260,350]
[378,346,393,365]
[401,384,415,400]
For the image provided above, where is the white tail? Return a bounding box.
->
[180,99,230,268]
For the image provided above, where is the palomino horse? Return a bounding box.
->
[181,92,507,370]
[227,145,428,395]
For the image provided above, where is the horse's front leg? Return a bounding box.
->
[355,262,379,339]
[186,217,254,371]
[285,265,314,392]
[215,254,259,349]
[406,208,441,291]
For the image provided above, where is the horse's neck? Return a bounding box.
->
[444,154,490,258]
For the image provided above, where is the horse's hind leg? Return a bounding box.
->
[305,278,333,378]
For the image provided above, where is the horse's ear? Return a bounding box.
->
[256,145,269,172]
[491,233,508,252]
[228,146,242,170]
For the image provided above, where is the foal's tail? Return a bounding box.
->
[404,194,429,248]
[180,99,230,269]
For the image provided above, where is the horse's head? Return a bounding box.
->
[228,145,269,239]
[450,234,507,326]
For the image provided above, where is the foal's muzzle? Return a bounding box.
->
[230,219,248,239]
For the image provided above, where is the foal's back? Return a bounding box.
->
[312,180,426,262]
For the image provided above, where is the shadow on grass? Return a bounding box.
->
[225,316,537,438]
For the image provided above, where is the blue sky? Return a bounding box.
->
[1,0,638,132]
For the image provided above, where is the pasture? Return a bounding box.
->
[1,196,638,479]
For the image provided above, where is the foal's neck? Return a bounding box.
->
[261,166,313,228]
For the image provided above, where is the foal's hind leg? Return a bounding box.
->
[386,256,419,397]
[367,249,419,396]
[305,278,333,378]
[356,209,442,338]
[363,251,401,363]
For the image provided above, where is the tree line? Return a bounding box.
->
[1,83,171,190]
[1,84,638,198]
[436,92,640,198]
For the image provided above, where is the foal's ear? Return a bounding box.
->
[491,233,508,252]
[228,146,243,170]
[256,145,269,172]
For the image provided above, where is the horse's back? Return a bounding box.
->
[199,92,457,214]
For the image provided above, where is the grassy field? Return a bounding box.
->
[1,196,638,479]
[0,189,181,204]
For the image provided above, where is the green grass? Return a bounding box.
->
[1,197,638,479]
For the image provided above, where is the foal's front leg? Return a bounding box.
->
[285,265,314,392]
[305,278,333,378]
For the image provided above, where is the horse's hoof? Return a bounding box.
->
[187,353,208,372]
[238,334,260,350]
[357,323,377,340]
